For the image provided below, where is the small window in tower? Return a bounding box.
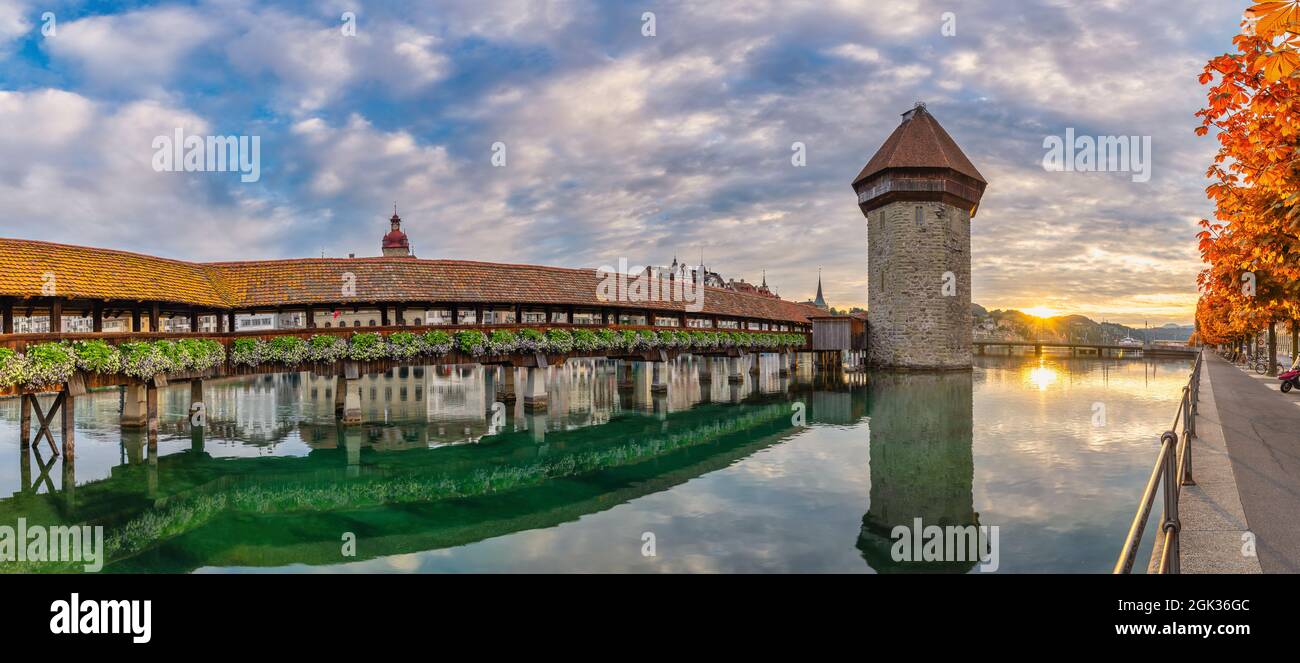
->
[914,206,924,227]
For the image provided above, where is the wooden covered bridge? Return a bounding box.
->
[0,238,832,461]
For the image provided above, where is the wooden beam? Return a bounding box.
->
[132,308,142,332]
[61,391,75,459]
[381,306,390,326]
[92,302,103,332]
[2,298,12,334]
[19,393,30,447]
[146,383,159,448]
[49,298,62,333]
[189,310,199,333]
[148,302,161,332]
[227,311,236,332]
[306,308,316,328]
[28,393,61,455]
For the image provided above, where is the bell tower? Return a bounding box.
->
[382,204,412,257]
[853,103,987,370]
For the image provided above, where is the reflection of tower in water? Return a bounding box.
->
[857,371,979,573]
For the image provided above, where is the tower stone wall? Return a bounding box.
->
[867,201,972,369]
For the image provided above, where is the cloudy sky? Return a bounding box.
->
[0,0,1245,325]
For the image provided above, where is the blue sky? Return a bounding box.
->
[0,0,1247,325]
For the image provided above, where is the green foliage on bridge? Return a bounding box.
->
[0,329,806,390]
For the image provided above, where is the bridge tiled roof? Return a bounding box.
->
[0,238,824,324]
[0,238,231,308]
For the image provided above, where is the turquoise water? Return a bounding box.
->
[0,354,1188,572]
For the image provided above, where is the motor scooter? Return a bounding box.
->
[1280,368,1300,393]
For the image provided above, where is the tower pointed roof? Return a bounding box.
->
[813,269,827,309]
[852,103,988,217]
[852,104,985,186]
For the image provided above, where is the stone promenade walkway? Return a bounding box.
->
[1180,352,1300,573]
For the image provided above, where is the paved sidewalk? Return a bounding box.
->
[1177,356,1261,573]
[1190,353,1300,572]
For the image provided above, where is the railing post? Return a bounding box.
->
[1161,431,1180,573]
[1184,356,1200,486]
[1182,396,1195,486]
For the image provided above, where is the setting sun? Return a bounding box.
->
[1021,306,1062,319]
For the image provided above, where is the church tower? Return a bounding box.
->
[382,206,412,257]
[812,269,827,309]
[853,104,987,370]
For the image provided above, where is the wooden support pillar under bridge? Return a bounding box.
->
[18,378,82,459]
[813,350,842,372]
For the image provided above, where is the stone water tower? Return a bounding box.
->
[853,103,987,370]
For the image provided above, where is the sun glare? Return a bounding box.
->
[1027,365,1059,391]
[1021,306,1061,319]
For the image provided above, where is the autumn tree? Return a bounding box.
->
[1195,2,1300,366]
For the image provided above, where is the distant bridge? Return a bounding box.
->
[974,341,1198,358]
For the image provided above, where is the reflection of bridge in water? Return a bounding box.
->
[0,358,978,573]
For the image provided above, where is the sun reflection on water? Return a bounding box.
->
[1026,363,1059,391]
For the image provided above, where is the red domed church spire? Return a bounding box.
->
[382,203,412,257]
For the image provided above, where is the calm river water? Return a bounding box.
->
[0,354,1189,573]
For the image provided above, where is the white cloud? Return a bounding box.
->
[828,44,881,63]
[0,89,95,154]
[225,12,450,114]
[43,6,218,92]
[431,0,581,42]
[0,0,29,56]
[0,89,299,260]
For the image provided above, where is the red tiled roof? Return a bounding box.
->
[852,106,986,186]
[0,238,825,324]
[0,238,230,308]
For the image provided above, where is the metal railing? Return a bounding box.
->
[1114,350,1203,574]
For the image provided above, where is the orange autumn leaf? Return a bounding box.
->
[1260,49,1300,80]
[1250,2,1300,39]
